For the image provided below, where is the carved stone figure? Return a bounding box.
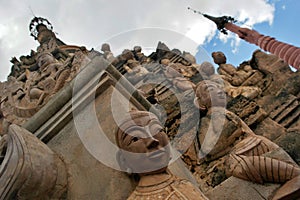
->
[160,58,170,66]
[34,51,70,96]
[194,80,300,199]
[198,61,215,80]
[3,51,72,120]
[212,51,255,85]
[0,124,67,199]
[164,63,196,91]
[123,59,149,84]
[183,51,196,64]
[212,51,226,65]
[115,110,208,200]
[210,52,262,99]
[101,43,115,62]
[0,109,3,134]
[133,46,147,63]
[9,57,22,78]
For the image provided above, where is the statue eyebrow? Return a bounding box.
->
[206,85,216,89]
[121,132,127,141]
[122,127,145,139]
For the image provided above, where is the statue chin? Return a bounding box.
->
[128,158,170,175]
[139,166,168,176]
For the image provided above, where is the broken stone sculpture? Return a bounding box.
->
[133,46,148,63]
[197,61,216,80]
[115,110,208,200]
[164,63,196,91]
[101,43,115,62]
[9,51,70,120]
[211,51,262,99]
[194,80,300,200]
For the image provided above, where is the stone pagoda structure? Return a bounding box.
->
[0,16,299,199]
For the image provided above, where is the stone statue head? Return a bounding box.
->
[160,58,170,66]
[122,49,134,60]
[194,80,226,111]
[212,51,226,65]
[199,61,215,77]
[101,43,111,52]
[133,46,142,53]
[115,110,171,175]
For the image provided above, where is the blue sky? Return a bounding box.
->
[0,0,299,81]
[201,0,300,67]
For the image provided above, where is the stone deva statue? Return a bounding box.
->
[19,51,68,108]
[194,80,300,200]
[198,61,215,80]
[115,110,208,200]
[211,51,262,99]
[164,63,196,91]
[101,43,115,62]
[0,124,67,199]
[35,51,70,95]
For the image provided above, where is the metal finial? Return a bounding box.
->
[187,7,236,34]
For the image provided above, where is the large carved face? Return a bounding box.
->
[116,111,171,175]
[194,80,226,110]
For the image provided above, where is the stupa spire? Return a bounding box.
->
[188,7,300,70]
[29,17,65,46]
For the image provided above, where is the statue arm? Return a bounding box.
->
[227,154,300,183]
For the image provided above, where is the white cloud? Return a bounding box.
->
[0,0,275,81]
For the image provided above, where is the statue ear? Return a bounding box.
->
[193,97,207,111]
[116,150,131,173]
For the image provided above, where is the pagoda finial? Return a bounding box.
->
[187,7,236,34]
[188,7,300,70]
[29,17,53,40]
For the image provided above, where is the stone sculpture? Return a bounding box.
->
[197,61,216,80]
[164,63,196,91]
[133,46,148,63]
[211,51,262,99]
[115,110,208,200]
[9,51,70,120]
[194,80,300,199]
[0,124,67,199]
[101,43,115,62]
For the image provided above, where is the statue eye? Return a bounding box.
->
[127,136,139,146]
